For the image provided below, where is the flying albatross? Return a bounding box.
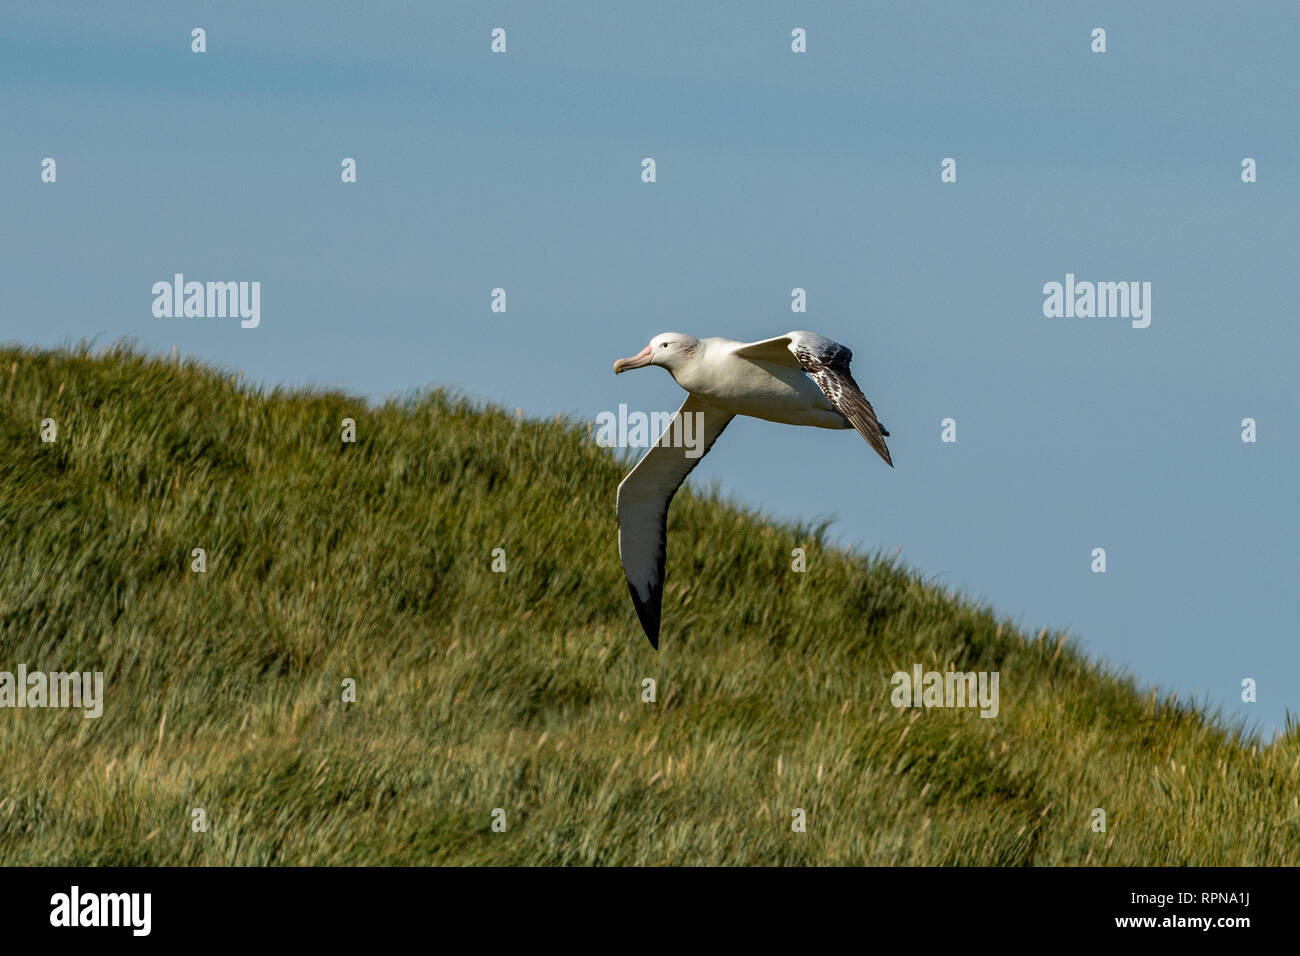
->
[612,330,892,648]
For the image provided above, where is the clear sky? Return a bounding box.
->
[4,2,1297,736]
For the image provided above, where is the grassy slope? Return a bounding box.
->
[0,342,1295,866]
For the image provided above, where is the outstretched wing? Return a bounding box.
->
[733,331,893,467]
[616,394,733,648]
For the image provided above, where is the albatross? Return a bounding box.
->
[612,330,893,649]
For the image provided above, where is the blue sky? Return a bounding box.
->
[4,2,1297,736]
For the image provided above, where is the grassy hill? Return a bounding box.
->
[0,341,1295,865]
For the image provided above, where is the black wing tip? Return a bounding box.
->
[626,579,663,650]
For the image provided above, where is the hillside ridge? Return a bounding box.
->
[0,341,1295,865]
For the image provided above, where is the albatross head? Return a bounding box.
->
[613,333,699,374]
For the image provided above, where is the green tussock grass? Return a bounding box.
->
[0,340,1296,866]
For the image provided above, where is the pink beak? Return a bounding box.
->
[613,344,654,374]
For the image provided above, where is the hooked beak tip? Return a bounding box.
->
[613,345,653,375]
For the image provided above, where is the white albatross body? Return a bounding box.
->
[613,330,893,648]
